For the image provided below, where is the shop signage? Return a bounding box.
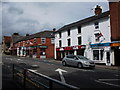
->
[91,43,110,48]
[30,46,37,48]
[38,46,48,48]
[60,48,64,51]
[73,46,78,50]
[111,43,120,47]
[56,45,86,51]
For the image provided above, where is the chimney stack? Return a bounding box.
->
[94,5,102,15]
[53,28,56,32]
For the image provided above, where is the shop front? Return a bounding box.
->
[56,45,86,60]
[111,42,120,66]
[90,43,111,65]
[38,46,48,59]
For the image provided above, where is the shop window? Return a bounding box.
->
[59,40,62,47]
[40,49,46,55]
[41,38,46,44]
[67,29,70,36]
[78,37,81,45]
[100,50,104,60]
[93,50,99,60]
[68,39,71,46]
[51,38,54,44]
[93,50,104,60]
[78,26,81,34]
[94,22,99,29]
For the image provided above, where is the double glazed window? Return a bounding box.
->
[51,38,54,44]
[94,22,99,29]
[78,26,81,34]
[59,40,62,47]
[93,50,104,60]
[68,39,71,46]
[41,38,46,44]
[67,29,70,36]
[78,37,81,45]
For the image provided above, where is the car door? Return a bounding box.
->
[68,55,77,66]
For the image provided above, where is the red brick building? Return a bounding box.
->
[11,31,55,59]
[2,36,12,54]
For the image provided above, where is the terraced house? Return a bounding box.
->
[10,30,55,59]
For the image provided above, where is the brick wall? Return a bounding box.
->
[109,2,120,41]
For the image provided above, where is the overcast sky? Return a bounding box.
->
[1,0,109,39]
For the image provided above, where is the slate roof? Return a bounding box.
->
[56,11,110,33]
[14,31,55,44]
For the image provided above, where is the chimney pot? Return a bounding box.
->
[94,5,102,15]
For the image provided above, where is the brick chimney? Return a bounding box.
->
[53,28,56,32]
[94,5,102,15]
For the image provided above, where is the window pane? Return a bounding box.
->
[100,50,104,60]
[78,37,81,45]
[68,29,70,36]
[78,26,81,33]
[68,39,70,46]
[93,50,99,60]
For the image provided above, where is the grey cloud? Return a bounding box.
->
[8,6,23,15]
[2,2,109,38]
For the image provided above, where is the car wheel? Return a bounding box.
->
[78,63,82,69]
[62,61,66,66]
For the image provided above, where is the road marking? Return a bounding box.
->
[95,80,120,87]
[98,79,120,81]
[18,59,22,61]
[28,69,37,72]
[115,75,119,76]
[55,68,67,83]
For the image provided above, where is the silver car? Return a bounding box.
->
[62,55,95,68]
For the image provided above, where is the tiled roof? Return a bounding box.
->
[14,30,55,44]
[56,11,110,33]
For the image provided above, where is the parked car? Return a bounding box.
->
[62,55,95,68]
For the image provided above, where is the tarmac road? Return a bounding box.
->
[2,55,120,89]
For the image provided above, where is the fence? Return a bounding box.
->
[12,64,80,90]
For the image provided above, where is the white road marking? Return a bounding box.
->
[18,59,22,61]
[115,75,119,77]
[55,68,67,83]
[95,80,120,87]
[28,69,37,72]
[98,79,120,81]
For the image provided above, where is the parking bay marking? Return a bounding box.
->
[95,79,120,87]
[55,68,67,83]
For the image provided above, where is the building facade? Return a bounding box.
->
[10,31,55,59]
[55,3,120,66]
[2,36,12,55]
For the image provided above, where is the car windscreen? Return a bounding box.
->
[77,55,89,60]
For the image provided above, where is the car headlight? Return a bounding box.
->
[83,61,90,64]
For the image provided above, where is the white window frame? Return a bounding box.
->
[41,38,46,44]
[51,38,54,44]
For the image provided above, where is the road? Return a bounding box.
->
[2,55,120,89]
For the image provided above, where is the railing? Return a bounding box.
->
[12,64,80,90]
